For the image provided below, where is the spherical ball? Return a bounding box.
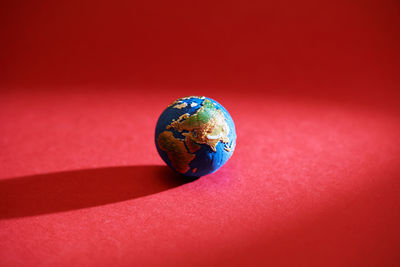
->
[155,96,236,177]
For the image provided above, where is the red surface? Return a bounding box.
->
[1,1,400,266]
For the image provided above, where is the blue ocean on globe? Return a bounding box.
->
[155,96,236,177]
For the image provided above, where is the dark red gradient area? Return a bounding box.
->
[1,1,400,266]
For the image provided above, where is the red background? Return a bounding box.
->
[1,1,400,266]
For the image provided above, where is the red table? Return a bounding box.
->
[1,1,400,266]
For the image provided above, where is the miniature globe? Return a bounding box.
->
[155,96,236,177]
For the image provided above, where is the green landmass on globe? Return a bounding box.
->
[157,97,231,174]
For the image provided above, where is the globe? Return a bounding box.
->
[155,96,236,177]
